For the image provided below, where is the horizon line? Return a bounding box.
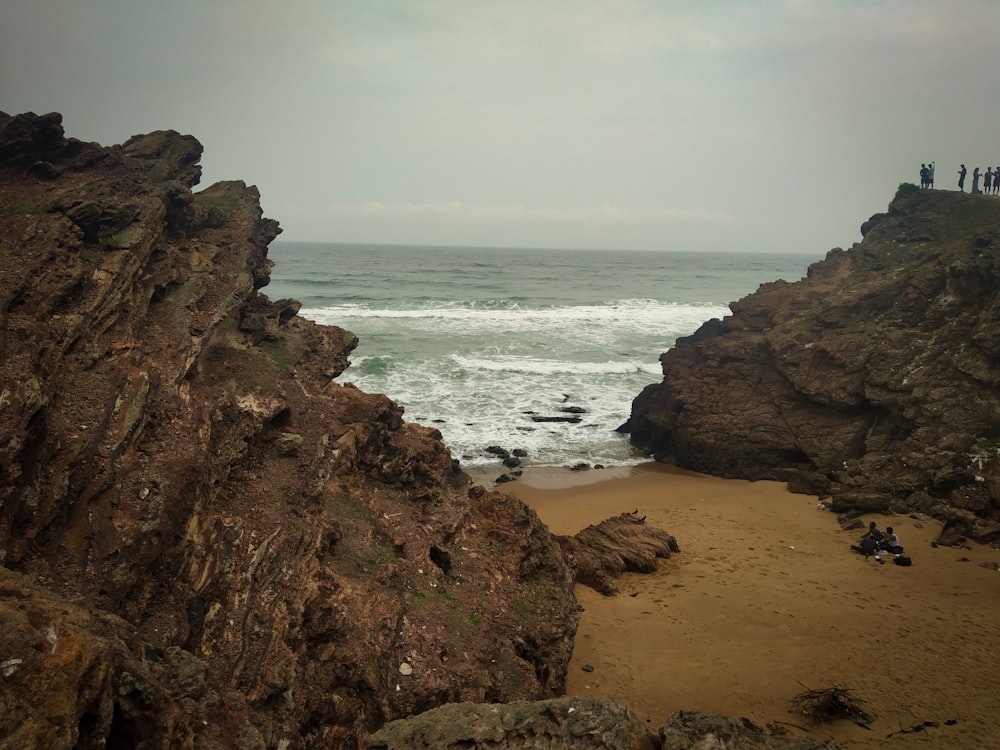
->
[269,239,821,256]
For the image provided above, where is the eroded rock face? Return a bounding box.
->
[367,697,659,750]
[366,702,842,750]
[0,112,578,748]
[624,188,1000,543]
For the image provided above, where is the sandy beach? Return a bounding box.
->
[491,463,1000,749]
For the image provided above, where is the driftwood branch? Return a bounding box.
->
[789,685,876,728]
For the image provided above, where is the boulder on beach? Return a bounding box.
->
[556,511,680,595]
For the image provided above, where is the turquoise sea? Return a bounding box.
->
[264,243,819,469]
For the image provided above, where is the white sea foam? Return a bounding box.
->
[309,302,698,467]
[341,348,663,468]
[449,354,660,376]
[269,242,818,469]
[308,299,726,324]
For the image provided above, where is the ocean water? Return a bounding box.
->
[264,243,818,469]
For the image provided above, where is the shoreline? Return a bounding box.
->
[494,462,1000,749]
[465,462,643,492]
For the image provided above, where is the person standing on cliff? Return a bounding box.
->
[995,167,1000,195]
[958,164,967,191]
[928,161,935,188]
[919,164,928,188]
[986,168,994,196]
[972,167,981,194]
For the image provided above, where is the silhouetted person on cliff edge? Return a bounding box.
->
[987,168,994,195]
[973,167,981,194]
[958,164,967,191]
[995,167,1000,195]
[928,161,934,188]
[919,164,928,188]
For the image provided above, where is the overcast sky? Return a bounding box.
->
[3,1,999,253]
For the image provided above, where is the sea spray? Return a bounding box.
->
[266,243,817,468]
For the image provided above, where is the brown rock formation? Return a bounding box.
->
[367,696,659,750]
[624,185,1000,543]
[0,112,579,748]
[556,511,679,595]
[366,700,841,750]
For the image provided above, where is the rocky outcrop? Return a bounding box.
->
[0,112,579,748]
[624,186,1000,543]
[367,700,840,750]
[368,697,658,750]
[556,512,679,595]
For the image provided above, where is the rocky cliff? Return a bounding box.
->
[0,112,580,749]
[625,185,1000,543]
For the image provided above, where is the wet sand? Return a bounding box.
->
[495,463,1000,749]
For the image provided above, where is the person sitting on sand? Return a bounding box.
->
[851,521,883,558]
[863,521,883,544]
[879,526,903,554]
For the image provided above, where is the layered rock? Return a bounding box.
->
[624,186,1000,542]
[367,699,839,749]
[555,511,679,595]
[368,697,658,750]
[0,112,579,748]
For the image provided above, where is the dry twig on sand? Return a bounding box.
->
[790,685,876,728]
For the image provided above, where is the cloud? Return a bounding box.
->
[5,0,1000,253]
[331,201,735,225]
